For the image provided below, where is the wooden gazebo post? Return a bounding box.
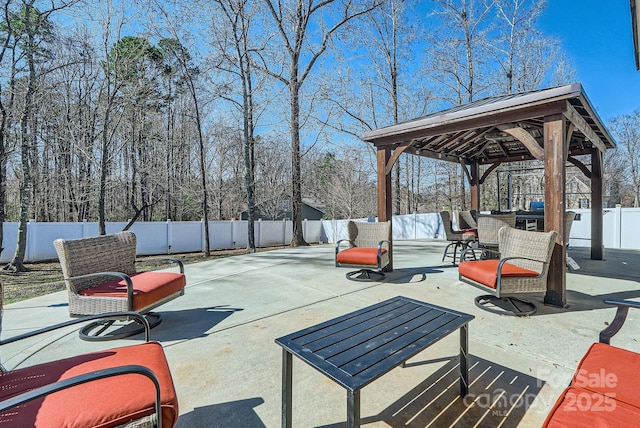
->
[469,161,480,212]
[543,114,567,308]
[591,148,604,260]
[377,147,393,270]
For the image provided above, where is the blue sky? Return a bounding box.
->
[539,1,640,121]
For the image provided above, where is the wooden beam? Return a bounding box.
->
[591,148,604,260]
[460,159,471,183]
[377,147,393,270]
[447,128,492,153]
[384,142,412,175]
[470,162,480,211]
[433,130,469,151]
[479,162,502,184]
[543,114,566,308]
[563,102,607,153]
[368,100,567,147]
[405,146,471,164]
[565,122,575,161]
[497,123,545,160]
[567,156,591,179]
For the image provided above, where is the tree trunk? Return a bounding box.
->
[6,3,37,272]
[289,78,307,246]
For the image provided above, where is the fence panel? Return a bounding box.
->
[168,221,203,253]
[4,209,640,263]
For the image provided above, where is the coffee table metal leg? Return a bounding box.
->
[459,323,469,396]
[347,389,360,428]
[282,350,292,428]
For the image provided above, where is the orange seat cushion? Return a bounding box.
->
[458,260,538,288]
[79,272,186,311]
[459,228,477,236]
[336,247,385,266]
[572,342,640,409]
[0,342,178,428]
[542,386,640,427]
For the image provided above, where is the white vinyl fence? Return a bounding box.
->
[0,207,638,263]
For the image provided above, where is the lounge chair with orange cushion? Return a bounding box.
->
[0,294,179,428]
[335,221,391,281]
[54,231,186,340]
[458,226,557,316]
[543,299,640,426]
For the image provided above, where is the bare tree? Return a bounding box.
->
[0,0,17,259]
[140,0,212,253]
[258,0,382,246]
[610,110,640,207]
[427,0,495,105]
[491,0,568,93]
[210,0,260,251]
[5,0,79,272]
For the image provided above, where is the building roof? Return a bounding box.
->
[362,83,616,166]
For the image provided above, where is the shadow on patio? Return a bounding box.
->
[317,356,544,428]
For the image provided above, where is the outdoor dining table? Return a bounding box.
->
[275,296,474,428]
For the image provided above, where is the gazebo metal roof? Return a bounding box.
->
[363,83,616,166]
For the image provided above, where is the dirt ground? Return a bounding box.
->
[0,247,285,304]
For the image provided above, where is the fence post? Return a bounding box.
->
[27,219,34,263]
[201,219,205,253]
[256,219,262,248]
[615,204,622,249]
[282,218,286,246]
[166,219,171,254]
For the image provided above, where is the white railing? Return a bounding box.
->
[0,207,638,263]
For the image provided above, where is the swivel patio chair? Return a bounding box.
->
[0,284,179,427]
[335,220,391,281]
[440,211,476,266]
[476,212,517,253]
[458,226,557,316]
[54,231,186,341]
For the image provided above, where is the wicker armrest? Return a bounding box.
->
[377,240,390,254]
[498,256,547,275]
[599,299,640,344]
[0,312,151,345]
[136,257,184,274]
[65,272,134,303]
[0,364,164,428]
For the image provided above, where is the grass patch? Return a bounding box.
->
[0,246,286,304]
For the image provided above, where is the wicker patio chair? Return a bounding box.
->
[456,210,478,230]
[440,211,476,266]
[458,226,557,316]
[564,211,575,246]
[335,221,391,281]
[476,212,517,252]
[54,231,186,341]
[0,283,179,427]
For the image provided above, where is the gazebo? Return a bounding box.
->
[362,83,616,308]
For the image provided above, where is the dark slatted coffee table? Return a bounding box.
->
[275,296,474,428]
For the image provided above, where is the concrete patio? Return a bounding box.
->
[2,239,640,427]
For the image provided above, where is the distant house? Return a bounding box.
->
[239,198,325,221]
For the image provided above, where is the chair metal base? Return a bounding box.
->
[442,241,472,265]
[79,312,162,341]
[346,269,385,282]
[474,295,537,317]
